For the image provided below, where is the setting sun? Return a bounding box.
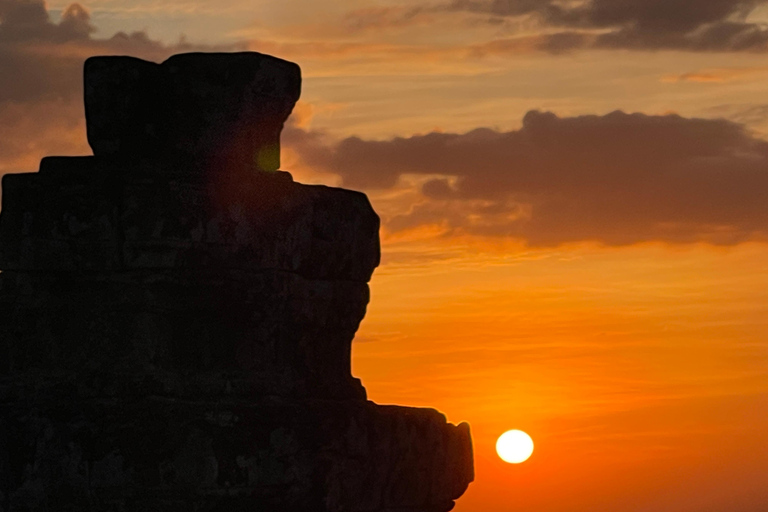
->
[496,430,534,464]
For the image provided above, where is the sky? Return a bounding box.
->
[2,0,768,510]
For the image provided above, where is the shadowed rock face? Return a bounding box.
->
[0,52,473,511]
[84,52,301,172]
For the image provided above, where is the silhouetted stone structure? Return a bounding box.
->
[0,52,473,511]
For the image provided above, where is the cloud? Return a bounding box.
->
[510,0,768,52]
[0,0,244,173]
[544,0,758,32]
[345,0,768,52]
[593,19,768,52]
[285,110,768,246]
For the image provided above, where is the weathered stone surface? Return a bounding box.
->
[84,57,165,156]
[0,51,473,511]
[0,159,121,272]
[0,157,380,282]
[0,269,369,401]
[0,399,473,512]
[84,52,301,172]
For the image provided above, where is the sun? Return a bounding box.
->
[496,430,534,464]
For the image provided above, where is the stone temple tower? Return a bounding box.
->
[0,52,474,511]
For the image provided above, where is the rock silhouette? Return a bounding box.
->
[0,52,474,511]
[84,53,300,173]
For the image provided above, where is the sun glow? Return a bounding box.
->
[496,430,534,464]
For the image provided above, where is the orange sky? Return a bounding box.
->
[354,242,768,510]
[4,1,768,510]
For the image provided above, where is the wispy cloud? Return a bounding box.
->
[323,0,768,53]
[661,66,768,83]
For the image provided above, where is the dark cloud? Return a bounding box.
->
[285,111,768,246]
[326,0,768,53]
[0,0,49,32]
[433,0,768,52]
[0,0,95,41]
[446,0,762,29]
[558,0,759,32]
[593,19,768,52]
